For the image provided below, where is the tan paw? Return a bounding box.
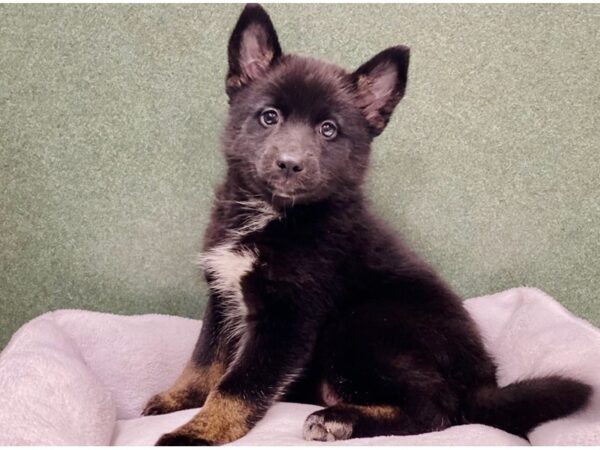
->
[142,393,181,416]
[156,431,212,446]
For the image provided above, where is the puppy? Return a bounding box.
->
[142,4,591,445]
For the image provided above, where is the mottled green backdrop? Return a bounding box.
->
[1,4,599,349]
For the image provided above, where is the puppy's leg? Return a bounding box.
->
[155,314,317,445]
[304,404,415,441]
[142,299,229,415]
[142,361,226,416]
[304,302,459,441]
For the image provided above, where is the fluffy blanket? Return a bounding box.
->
[0,287,599,445]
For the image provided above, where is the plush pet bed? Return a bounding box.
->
[1,287,599,445]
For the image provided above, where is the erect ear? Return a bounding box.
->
[226,4,282,97]
[351,46,410,136]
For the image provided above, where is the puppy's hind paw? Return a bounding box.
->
[303,411,354,442]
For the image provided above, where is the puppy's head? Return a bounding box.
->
[223,4,409,205]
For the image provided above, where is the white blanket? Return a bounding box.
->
[0,287,599,445]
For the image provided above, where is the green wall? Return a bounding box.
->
[1,4,599,349]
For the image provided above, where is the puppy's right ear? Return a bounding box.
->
[226,4,282,97]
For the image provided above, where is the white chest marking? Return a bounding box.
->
[199,243,257,340]
[200,242,256,302]
[197,200,278,343]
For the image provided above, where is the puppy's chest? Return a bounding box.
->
[199,201,340,326]
[200,238,307,301]
[200,242,258,305]
[200,200,275,300]
[202,202,315,293]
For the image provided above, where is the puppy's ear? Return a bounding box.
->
[351,46,410,136]
[226,4,282,97]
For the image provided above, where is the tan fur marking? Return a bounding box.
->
[173,361,225,399]
[354,404,398,420]
[144,361,226,414]
[174,391,252,444]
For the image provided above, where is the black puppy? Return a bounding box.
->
[142,4,591,445]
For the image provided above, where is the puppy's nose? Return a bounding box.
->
[276,157,304,176]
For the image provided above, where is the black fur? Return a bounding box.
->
[145,4,592,445]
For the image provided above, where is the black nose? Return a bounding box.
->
[276,158,304,175]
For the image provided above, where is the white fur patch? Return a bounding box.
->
[200,243,256,303]
[303,413,354,442]
[199,243,256,341]
[197,199,279,342]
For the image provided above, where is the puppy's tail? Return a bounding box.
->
[465,376,592,437]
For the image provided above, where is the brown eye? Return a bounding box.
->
[320,120,338,139]
[260,108,279,127]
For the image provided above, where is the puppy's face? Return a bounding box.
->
[222,5,410,205]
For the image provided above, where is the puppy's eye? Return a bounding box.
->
[319,120,338,140]
[259,108,280,127]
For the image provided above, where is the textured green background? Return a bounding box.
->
[1,4,599,350]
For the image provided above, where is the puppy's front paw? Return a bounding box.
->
[303,409,354,442]
[156,431,211,446]
[142,393,179,416]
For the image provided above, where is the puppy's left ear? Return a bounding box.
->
[351,46,410,136]
[226,4,282,97]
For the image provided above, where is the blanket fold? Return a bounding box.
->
[0,287,598,445]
